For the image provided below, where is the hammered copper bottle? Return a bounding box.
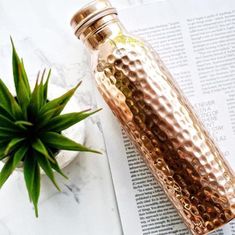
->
[70,1,235,234]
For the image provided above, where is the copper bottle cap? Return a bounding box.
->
[70,0,117,39]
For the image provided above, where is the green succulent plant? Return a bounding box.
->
[0,39,100,217]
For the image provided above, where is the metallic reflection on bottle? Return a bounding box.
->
[70,1,235,234]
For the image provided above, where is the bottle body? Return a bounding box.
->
[92,32,235,234]
[70,1,235,234]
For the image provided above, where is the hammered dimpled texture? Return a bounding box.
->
[94,37,235,235]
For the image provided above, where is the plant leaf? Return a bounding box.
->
[35,105,63,129]
[20,58,31,92]
[15,120,33,128]
[0,154,8,161]
[10,38,30,90]
[41,132,101,154]
[28,69,51,115]
[24,153,40,217]
[28,78,40,115]
[43,69,51,103]
[45,109,101,132]
[39,81,82,117]
[0,114,14,127]
[47,149,68,179]
[0,114,26,132]
[28,72,45,118]
[0,145,27,188]
[13,145,28,168]
[0,106,15,121]
[39,69,47,105]
[32,138,55,163]
[37,152,60,191]
[0,79,23,119]
[0,127,23,136]
[32,162,40,217]
[24,153,34,201]
[0,132,12,142]
[34,70,46,109]
[0,156,14,188]
[4,138,25,155]
[11,38,31,114]
[0,146,8,161]
[50,160,68,179]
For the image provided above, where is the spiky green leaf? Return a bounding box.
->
[0,151,8,161]
[11,38,31,113]
[24,153,34,201]
[45,109,101,132]
[41,132,101,154]
[0,156,14,188]
[43,69,51,103]
[50,160,68,179]
[24,153,40,217]
[0,132,12,142]
[28,77,40,115]
[35,105,63,129]
[28,70,48,116]
[0,114,26,132]
[39,69,47,105]
[4,138,25,155]
[15,120,33,128]
[32,138,55,163]
[0,106,14,121]
[0,145,27,188]
[37,153,60,191]
[20,58,31,92]
[13,145,28,168]
[32,162,40,217]
[0,79,23,119]
[47,149,68,179]
[0,127,23,136]
[38,81,82,117]
[10,38,30,90]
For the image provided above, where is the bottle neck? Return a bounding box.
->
[80,14,126,52]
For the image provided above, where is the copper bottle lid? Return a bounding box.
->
[70,0,117,39]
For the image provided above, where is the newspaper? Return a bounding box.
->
[96,0,235,234]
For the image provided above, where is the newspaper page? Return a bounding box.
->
[96,0,235,234]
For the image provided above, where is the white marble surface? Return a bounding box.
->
[0,0,134,234]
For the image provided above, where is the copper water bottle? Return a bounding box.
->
[70,1,235,234]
